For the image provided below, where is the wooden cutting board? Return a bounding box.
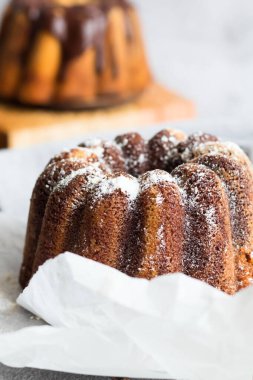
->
[0,83,196,149]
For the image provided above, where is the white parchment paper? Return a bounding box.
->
[1,123,253,380]
[1,244,253,380]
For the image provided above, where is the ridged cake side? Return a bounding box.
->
[20,129,253,294]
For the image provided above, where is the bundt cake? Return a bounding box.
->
[0,0,151,108]
[20,129,253,294]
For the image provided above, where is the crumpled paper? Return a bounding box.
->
[1,242,253,380]
[1,126,253,380]
[0,214,43,334]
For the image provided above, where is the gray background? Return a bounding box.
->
[136,0,253,121]
[0,0,253,378]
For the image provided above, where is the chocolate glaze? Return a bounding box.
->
[0,7,12,43]
[63,5,106,70]
[7,0,134,76]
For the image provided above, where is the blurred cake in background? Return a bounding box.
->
[0,0,151,109]
[0,0,195,149]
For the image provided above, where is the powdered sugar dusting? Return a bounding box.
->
[204,206,218,231]
[86,146,104,159]
[55,165,103,191]
[194,141,248,163]
[160,135,178,145]
[156,193,164,205]
[94,175,140,201]
[26,127,253,294]
[157,225,166,250]
[117,137,129,148]
[81,138,103,147]
[141,170,176,191]
[138,153,146,164]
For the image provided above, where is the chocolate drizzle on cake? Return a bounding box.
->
[7,0,134,74]
[0,0,151,108]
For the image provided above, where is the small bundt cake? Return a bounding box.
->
[20,129,253,294]
[0,0,151,108]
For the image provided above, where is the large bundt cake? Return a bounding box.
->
[0,0,151,108]
[20,129,253,294]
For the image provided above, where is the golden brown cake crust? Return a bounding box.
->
[20,129,253,294]
[19,148,104,288]
[173,164,236,294]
